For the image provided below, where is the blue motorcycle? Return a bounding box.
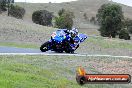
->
[40,29,87,53]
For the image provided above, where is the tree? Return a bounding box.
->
[0,0,14,15]
[119,29,130,40]
[32,10,53,26]
[9,5,25,19]
[0,0,7,11]
[96,3,124,38]
[55,9,74,30]
[124,18,132,34]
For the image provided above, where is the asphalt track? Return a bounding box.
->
[0,46,41,53]
[0,46,132,59]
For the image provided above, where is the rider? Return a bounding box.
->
[70,28,79,42]
[60,28,79,53]
[62,28,79,43]
[62,27,79,37]
[71,28,79,36]
[69,28,80,50]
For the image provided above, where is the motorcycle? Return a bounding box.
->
[40,29,87,53]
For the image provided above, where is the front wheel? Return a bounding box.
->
[65,45,79,53]
[40,41,50,52]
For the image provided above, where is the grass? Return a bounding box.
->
[75,36,132,56]
[87,37,132,49]
[0,55,131,88]
[0,15,56,45]
[1,33,132,50]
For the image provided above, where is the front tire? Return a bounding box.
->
[40,41,50,52]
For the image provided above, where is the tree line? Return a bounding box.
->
[0,0,25,19]
[96,3,131,40]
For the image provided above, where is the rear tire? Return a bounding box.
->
[40,41,50,52]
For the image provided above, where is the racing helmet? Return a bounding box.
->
[70,30,77,38]
[72,28,78,35]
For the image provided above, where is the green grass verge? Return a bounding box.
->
[0,42,39,49]
[88,37,132,49]
[0,55,131,88]
[1,36,132,50]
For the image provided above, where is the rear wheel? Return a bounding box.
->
[40,41,50,52]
